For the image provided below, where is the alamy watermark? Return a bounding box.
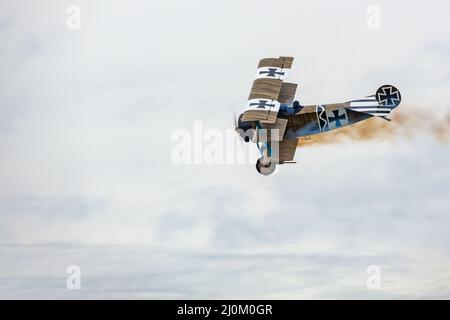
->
[366,265,381,290]
[66,5,81,30]
[66,265,81,290]
[366,5,381,30]
[171,121,280,165]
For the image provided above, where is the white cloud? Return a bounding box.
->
[1,0,450,298]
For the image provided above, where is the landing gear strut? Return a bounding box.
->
[256,157,276,176]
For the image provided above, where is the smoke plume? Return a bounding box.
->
[298,107,450,147]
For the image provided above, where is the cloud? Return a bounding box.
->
[1,0,450,299]
[299,106,450,147]
[1,246,449,299]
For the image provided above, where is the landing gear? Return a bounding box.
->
[256,157,276,176]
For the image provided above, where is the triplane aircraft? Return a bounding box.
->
[235,56,401,175]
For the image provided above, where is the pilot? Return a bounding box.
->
[293,100,303,113]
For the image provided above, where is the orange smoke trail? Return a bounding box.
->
[298,107,450,147]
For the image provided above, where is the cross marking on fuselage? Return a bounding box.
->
[328,110,346,127]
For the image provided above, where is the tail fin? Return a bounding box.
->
[347,85,401,119]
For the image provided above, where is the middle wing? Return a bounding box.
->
[241,56,294,124]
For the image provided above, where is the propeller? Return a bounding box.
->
[233,107,255,143]
[233,108,238,131]
[233,108,247,143]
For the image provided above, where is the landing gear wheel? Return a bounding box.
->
[256,158,276,176]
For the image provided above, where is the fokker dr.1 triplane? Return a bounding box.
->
[235,56,401,175]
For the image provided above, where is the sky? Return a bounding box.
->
[1,0,450,299]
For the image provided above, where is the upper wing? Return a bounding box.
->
[241,56,295,123]
[278,82,298,105]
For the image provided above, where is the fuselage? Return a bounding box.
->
[281,105,372,139]
[237,104,373,141]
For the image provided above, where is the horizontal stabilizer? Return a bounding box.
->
[347,97,391,118]
[346,85,401,119]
